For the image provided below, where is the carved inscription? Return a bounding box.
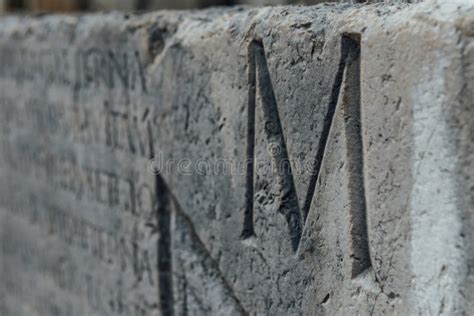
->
[0,46,146,90]
[339,35,372,277]
[243,34,371,275]
[0,43,158,316]
[243,39,303,251]
[156,174,174,316]
[0,21,375,315]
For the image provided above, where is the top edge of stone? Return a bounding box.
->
[0,0,469,19]
[0,0,472,39]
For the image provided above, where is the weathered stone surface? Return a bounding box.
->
[0,1,472,315]
[0,0,421,12]
[237,0,420,6]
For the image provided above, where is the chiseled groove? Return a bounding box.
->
[252,39,302,252]
[301,33,372,277]
[151,76,246,315]
[156,174,175,316]
[340,34,372,278]
[163,176,249,315]
[149,122,175,316]
[241,40,257,239]
[302,33,350,224]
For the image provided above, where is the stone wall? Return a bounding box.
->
[0,1,472,315]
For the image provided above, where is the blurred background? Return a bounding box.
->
[0,0,346,12]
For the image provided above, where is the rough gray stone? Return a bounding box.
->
[0,1,472,315]
[237,1,422,7]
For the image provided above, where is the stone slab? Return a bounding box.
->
[0,1,472,315]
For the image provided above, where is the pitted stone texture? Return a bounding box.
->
[0,1,472,315]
